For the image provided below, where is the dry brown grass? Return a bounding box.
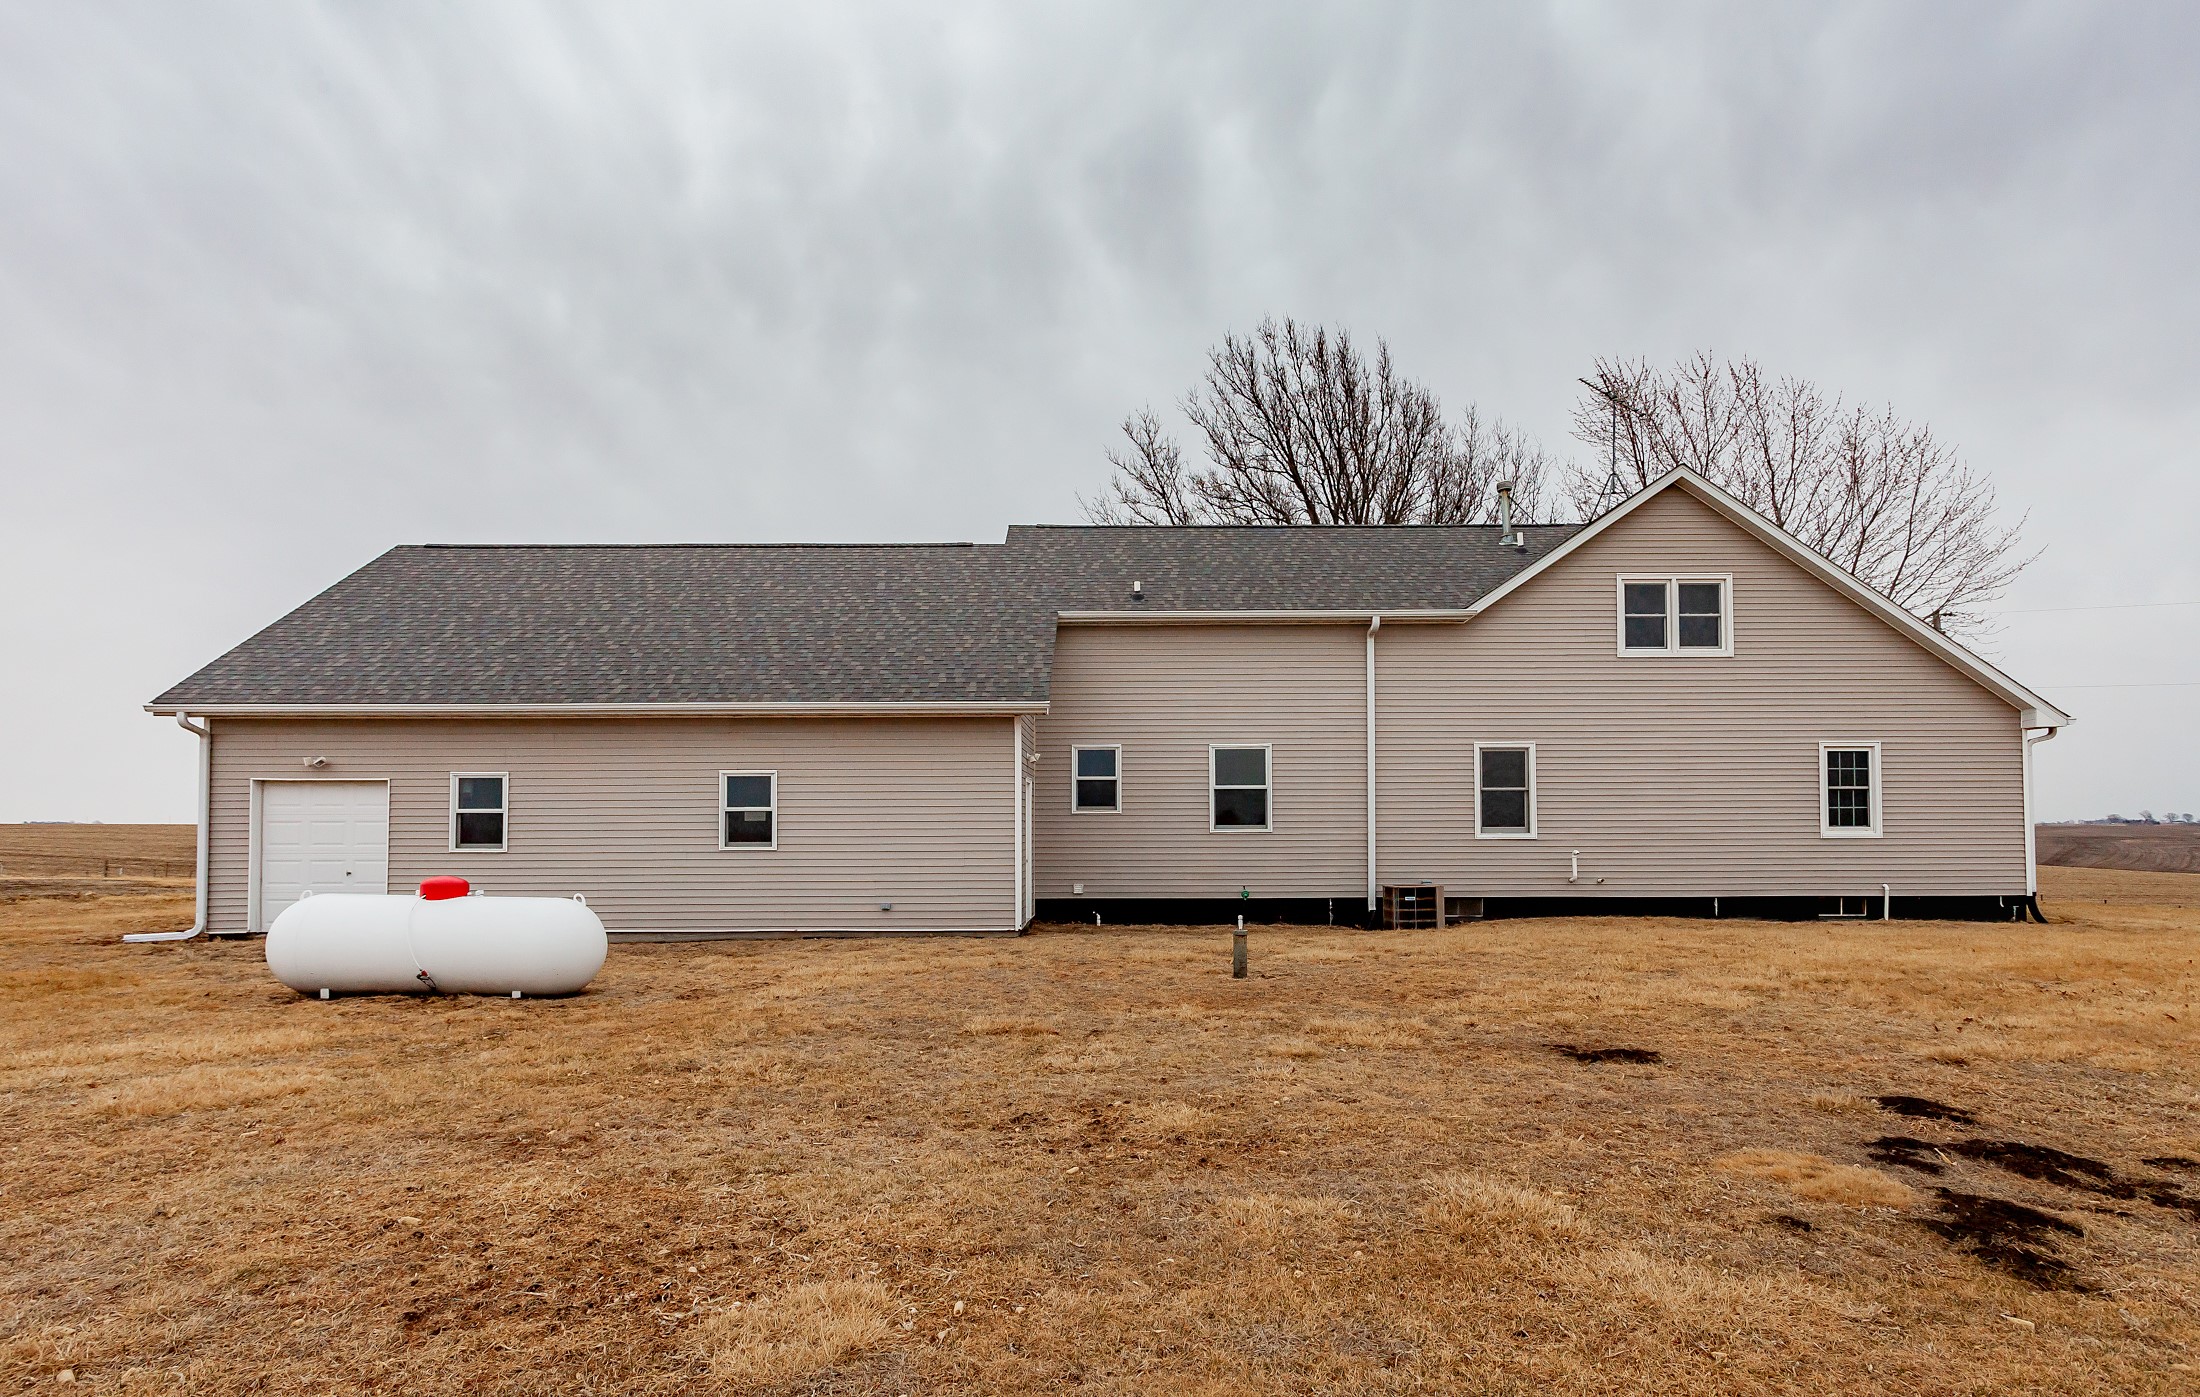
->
[1421,1171,1589,1246]
[693,1278,899,1386]
[1716,1149,1919,1208]
[4,865,2200,1393]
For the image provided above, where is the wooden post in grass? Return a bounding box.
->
[1233,915,1247,979]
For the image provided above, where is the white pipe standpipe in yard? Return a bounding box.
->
[123,714,211,943]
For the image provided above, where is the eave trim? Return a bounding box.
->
[144,700,1050,718]
[1055,608,1473,626]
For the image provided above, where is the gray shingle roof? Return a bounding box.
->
[1004,523,1580,613]
[150,524,1581,709]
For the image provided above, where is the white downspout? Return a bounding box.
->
[2022,725,2061,896]
[1366,614,1381,913]
[1012,718,1024,931]
[125,714,211,943]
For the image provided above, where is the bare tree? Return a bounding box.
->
[1567,353,2033,637]
[1082,318,1554,526]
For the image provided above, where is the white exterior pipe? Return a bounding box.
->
[1365,614,1381,911]
[267,891,607,996]
[2022,725,2061,895]
[124,714,211,943]
[1882,883,1892,921]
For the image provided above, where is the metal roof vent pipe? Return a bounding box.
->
[1497,481,1526,549]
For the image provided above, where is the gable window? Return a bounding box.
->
[1820,744,1880,838]
[1210,745,1271,831]
[722,771,777,849]
[451,773,507,852]
[1617,576,1733,656]
[1621,582,1668,651]
[1072,745,1121,813]
[1475,744,1536,838]
[1677,581,1725,648]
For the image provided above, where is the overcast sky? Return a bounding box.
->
[2,2,2194,824]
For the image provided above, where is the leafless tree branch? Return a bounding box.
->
[1085,317,1555,527]
[1565,353,2035,638]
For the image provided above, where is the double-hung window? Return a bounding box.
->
[1210,745,1271,831]
[1618,576,1733,656]
[1072,745,1121,813]
[722,771,777,849]
[451,773,507,852]
[1474,744,1536,837]
[1820,744,1880,837]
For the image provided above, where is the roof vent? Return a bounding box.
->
[1497,481,1525,550]
[1131,579,1145,601]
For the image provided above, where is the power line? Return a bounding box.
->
[2000,600,2200,615]
[2041,680,2200,690]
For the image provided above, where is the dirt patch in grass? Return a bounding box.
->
[1870,1134,2200,1213]
[5,871,2200,1392]
[1918,1189,2085,1289]
[1873,1094,1976,1123]
[1954,1140,2134,1198]
[1549,1043,1662,1064]
[1868,1135,1951,1175]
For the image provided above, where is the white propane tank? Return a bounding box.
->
[266,878,607,997]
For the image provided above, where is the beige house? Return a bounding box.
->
[145,468,2069,939]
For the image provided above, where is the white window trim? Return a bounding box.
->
[1069,744,1123,814]
[1616,574,1735,657]
[1473,742,1538,839]
[449,771,509,853]
[720,769,779,851]
[1818,742,1883,839]
[1208,742,1273,833]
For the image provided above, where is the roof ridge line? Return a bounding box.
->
[414,541,983,550]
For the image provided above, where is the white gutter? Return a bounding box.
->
[2022,724,2062,895]
[1056,609,1473,626]
[124,714,211,943]
[1366,614,1380,912]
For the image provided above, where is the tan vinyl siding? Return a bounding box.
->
[206,715,1016,933]
[1033,625,1367,899]
[1377,486,2029,897]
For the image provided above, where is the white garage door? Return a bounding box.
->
[258,781,390,929]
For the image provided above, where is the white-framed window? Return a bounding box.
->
[1819,743,1881,838]
[450,772,508,852]
[1474,743,1537,838]
[1071,745,1121,813]
[721,771,778,850]
[1617,575,1734,656]
[1209,744,1272,832]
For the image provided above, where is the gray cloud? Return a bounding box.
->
[2,1,2193,821]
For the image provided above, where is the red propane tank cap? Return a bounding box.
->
[418,876,471,901]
